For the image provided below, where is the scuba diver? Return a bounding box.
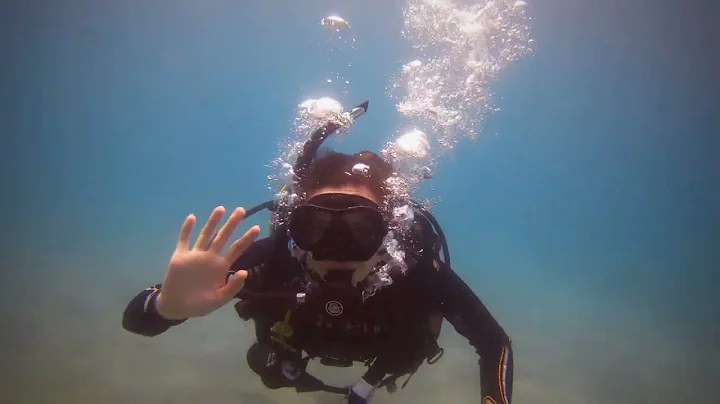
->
[122,101,513,404]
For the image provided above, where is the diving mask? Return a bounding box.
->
[289,193,388,263]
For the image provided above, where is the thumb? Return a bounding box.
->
[218,270,247,301]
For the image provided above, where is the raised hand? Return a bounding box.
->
[155,206,261,320]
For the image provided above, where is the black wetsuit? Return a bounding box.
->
[123,229,514,404]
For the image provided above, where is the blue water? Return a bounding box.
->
[1,0,718,403]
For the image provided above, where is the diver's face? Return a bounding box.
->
[289,185,387,271]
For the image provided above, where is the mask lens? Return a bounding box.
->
[289,204,386,261]
[290,206,332,246]
[343,208,385,244]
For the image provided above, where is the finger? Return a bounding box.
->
[194,206,226,250]
[210,207,246,254]
[205,231,218,250]
[176,214,196,252]
[225,225,261,263]
[218,270,248,301]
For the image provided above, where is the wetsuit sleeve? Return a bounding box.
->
[121,284,187,337]
[429,261,514,404]
[121,236,275,337]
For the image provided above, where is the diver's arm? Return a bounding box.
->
[430,262,513,404]
[121,236,275,337]
[122,285,187,336]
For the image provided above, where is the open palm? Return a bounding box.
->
[156,206,261,320]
